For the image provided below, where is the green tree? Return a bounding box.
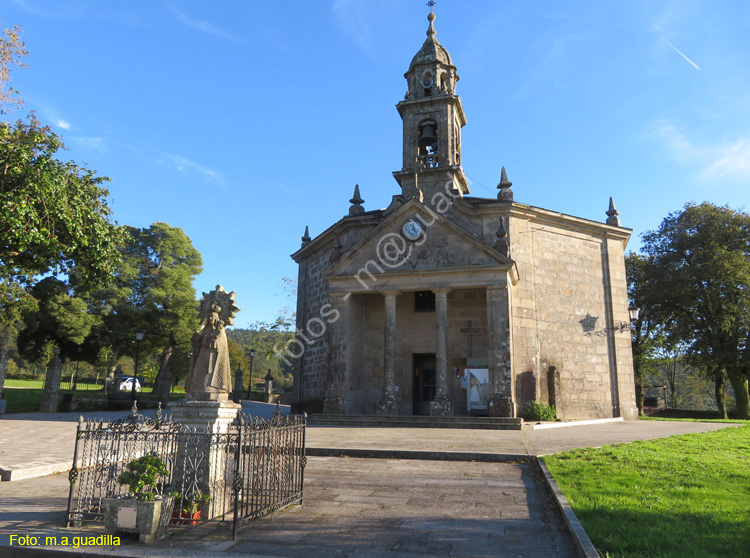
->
[1,27,122,325]
[227,324,294,393]
[0,115,124,325]
[626,253,666,415]
[0,322,17,400]
[75,223,202,392]
[640,203,750,419]
[16,277,97,365]
[0,25,28,113]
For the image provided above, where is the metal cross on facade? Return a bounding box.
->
[427,0,436,11]
[460,320,480,357]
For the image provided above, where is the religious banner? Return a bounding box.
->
[466,368,490,411]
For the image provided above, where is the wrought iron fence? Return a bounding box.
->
[65,403,306,539]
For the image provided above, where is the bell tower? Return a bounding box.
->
[393,9,469,203]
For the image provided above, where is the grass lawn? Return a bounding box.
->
[4,378,47,389]
[639,416,748,424]
[545,426,750,558]
[1,384,186,413]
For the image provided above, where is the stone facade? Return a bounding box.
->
[290,12,637,421]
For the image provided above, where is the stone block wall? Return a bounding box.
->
[507,210,636,420]
[294,246,333,412]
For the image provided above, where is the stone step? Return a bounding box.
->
[307,414,523,430]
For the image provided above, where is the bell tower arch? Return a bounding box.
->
[393,10,469,204]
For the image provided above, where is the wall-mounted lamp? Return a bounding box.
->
[619,307,641,332]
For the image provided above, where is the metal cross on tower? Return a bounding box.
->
[460,320,480,357]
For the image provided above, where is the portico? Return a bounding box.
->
[320,245,517,416]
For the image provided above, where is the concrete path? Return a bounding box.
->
[0,403,736,481]
[0,402,286,481]
[0,406,741,557]
[305,420,737,458]
[0,457,578,558]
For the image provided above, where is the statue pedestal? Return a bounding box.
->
[170,398,241,520]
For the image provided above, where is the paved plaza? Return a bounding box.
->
[0,404,740,557]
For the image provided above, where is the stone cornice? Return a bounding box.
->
[396,94,467,126]
[326,264,517,294]
[290,198,404,263]
[454,199,633,243]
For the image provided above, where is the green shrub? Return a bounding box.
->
[117,455,169,501]
[522,401,557,421]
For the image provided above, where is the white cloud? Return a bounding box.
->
[56,119,71,130]
[653,122,750,180]
[162,154,224,185]
[165,1,242,44]
[68,136,107,153]
[702,139,750,178]
[331,0,375,57]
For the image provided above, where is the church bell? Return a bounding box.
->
[418,124,437,148]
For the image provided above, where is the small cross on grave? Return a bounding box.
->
[460,320,480,357]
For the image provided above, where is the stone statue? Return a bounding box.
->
[184,286,240,400]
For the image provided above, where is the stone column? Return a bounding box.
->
[39,347,63,413]
[430,288,452,416]
[377,291,399,415]
[324,292,350,414]
[486,284,515,417]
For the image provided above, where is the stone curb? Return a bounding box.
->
[305,447,534,462]
[0,548,117,558]
[537,457,600,558]
[0,461,71,482]
[526,417,624,430]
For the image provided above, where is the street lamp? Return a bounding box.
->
[619,307,641,332]
[629,307,641,322]
[246,348,255,399]
[233,365,244,404]
[131,329,144,402]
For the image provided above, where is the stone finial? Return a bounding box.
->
[427,10,436,39]
[494,216,510,258]
[606,197,621,226]
[497,167,514,202]
[349,184,365,216]
[301,225,311,245]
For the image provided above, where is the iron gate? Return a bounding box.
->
[65,404,306,538]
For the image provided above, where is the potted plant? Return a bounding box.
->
[170,489,211,525]
[102,455,174,543]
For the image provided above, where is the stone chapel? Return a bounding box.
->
[290,11,637,421]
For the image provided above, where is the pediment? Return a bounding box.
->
[324,199,513,279]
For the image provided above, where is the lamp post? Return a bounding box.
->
[131,329,144,402]
[233,365,244,404]
[246,348,255,399]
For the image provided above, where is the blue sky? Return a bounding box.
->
[2,0,749,328]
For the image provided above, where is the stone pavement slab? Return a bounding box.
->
[0,405,740,481]
[0,403,286,481]
[0,413,743,557]
[0,457,579,558]
[305,420,739,458]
